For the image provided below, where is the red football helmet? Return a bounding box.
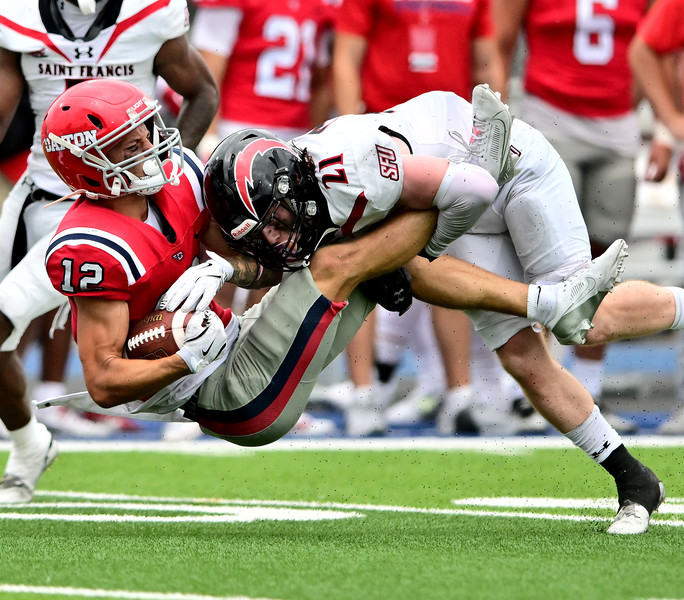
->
[41,79,184,198]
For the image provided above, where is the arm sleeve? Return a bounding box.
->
[423,161,499,258]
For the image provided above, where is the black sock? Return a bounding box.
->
[600,444,662,512]
[376,362,397,384]
[600,444,640,479]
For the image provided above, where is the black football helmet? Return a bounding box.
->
[203,129,332,271]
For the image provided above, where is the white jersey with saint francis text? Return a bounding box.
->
[0,0,190,194]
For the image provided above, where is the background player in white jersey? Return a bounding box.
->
[0,0,218,503]
[202,88,684,533]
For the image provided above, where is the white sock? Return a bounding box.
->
[32,381,68,403]
[6,416,51,478]
[526,284,554,325]
[570,356,605,399]
[564,405,621,464]
[666,286,684,329]
[8,416,49,454]
[442,385,474,414]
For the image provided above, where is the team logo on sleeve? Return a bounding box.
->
[233,138,299,217]
[376,145,399,181]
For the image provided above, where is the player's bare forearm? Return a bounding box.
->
[176,92,219,149]
[155,39,219,148]
[74,296,191,408]
[227,252,282,289]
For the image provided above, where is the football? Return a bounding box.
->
[125,309,193,360]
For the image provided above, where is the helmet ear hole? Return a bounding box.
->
[87,114,104,129]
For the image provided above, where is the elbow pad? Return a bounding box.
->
[422,162,498,259]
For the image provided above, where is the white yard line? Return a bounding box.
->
[1,435,683,454]
[0,585,280,600]
[0,490,677,528]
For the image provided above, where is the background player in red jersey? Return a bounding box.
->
[495,0,656,434]
[0,0,218,503]
[191,0,338,151]
[630,0,684,434]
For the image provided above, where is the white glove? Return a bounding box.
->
[176,310,229,373]
[158,251,234,312]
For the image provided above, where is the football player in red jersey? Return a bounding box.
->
[495,0,656,435]
[630,0,684,434]
[191,0,338,150]
[0,0,218,503]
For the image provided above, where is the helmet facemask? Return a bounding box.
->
[228,166,323,271]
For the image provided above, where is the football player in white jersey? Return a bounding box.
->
[200,87,684,534]
[0,0,218,503]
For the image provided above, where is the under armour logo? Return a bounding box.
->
[172,252,184,261]
[591,441,611,459]
[74,46,94,59]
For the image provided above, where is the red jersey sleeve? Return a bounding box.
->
[335,0,373,36]
[638,0,684,53]
[46,236,137,303]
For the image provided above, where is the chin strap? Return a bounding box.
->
[44,188,101,207]
[77,0,97,14]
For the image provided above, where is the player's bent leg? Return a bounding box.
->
[495,328,595,433]
[587,280,679,344]
[407,254,530,316]
[498,328,666,534]
[0,236,66,503]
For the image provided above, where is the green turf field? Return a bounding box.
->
[0,439,682,600]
